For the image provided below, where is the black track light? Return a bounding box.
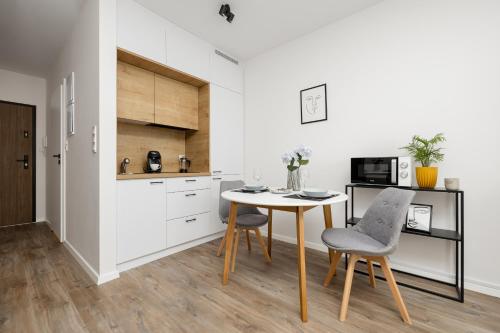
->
[219,4,235,23]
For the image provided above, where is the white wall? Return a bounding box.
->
[47,0,118,284]
[0,68,47,222]
[98,0,118,282]
[244,0,500,296]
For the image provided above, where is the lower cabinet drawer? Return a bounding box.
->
[166,189,210,220]
[166,212,212,248]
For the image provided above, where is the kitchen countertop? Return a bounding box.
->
[116,172,211,180]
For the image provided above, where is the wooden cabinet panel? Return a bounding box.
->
[166,189,210,220]
[155,74,199,129]
[210,85,244,175]
[117,61,155,123]
[166,212,211,248]
[117,179,167,263]
[165,22,210,81]
[209,49,243,93]
[117,0,167,65]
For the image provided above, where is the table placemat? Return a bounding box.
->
[283,193,339,201]
[232,188,270,194]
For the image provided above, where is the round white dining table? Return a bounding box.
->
[220,189,348,322]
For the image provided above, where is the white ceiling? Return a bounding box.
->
[0,0,84,77]
[135,0,384,60]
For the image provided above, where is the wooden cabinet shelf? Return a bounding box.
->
[117,48,210,175]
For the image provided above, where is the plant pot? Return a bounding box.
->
[287,168,302,191]
[416,167,438,188]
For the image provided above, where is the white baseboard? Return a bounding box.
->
[97,270,120,285]
[117,231,225,272]
[64,241,120,285]
[261,231,500,299]
[64,241,100,283]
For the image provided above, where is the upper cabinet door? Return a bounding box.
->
[117,0,167,65]
[154,74,199,130]
[210,84,243,175]
[165,23,210,81]
[117,61,155,123]
[209,49,243,93]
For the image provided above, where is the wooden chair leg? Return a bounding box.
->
[231,228,241,272]
[339,254,360,321]
[246,230,251,252]
[216,232,227,257]
[379,256,412,325]
[254,228,271,263]
[367,260,376,288]
[323,251,343,287]
[268,209,273,257]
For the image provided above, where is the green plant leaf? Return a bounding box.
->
[400,133,446,167]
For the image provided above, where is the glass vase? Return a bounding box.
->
[287,168,302,191]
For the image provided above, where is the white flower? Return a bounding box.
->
[281,152,293,164]
[294,145,312,160]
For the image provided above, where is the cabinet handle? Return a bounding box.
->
[213,170,222,174]
[212,177,222,180]
[185,179,197,182]
[150,181,164,185]
[185,193,197,197]
[185,218,197,223]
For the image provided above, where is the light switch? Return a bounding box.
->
[92,125,97,153]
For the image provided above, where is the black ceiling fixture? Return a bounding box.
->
[219,4,235,23]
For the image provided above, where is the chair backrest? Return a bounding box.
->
[219,180,262,220]
[353,187,416,250]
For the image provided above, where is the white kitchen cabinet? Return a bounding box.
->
[210,85,244,176]
[165,23,210,81]
[209,49,243,93]
[167,212,212,248]
[166,176,210,193]
[117,0,167,65]
[117,179,167,263]
[210,174,241,233]
[166,189,210,220]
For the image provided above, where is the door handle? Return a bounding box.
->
[185,193,197,197]
[16,155,29,169]
[52,153,61,165]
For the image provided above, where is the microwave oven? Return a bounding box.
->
[351,157,412,187]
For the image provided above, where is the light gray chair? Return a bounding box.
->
[216,180,272,272]
[322,187,416,324]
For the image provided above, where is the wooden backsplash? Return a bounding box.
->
[117,122,185,173]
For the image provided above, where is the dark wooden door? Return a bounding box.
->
[0,101,35,226]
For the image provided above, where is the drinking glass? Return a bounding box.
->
[252,168,263,184]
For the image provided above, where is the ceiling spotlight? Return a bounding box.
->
[219,4,235,23]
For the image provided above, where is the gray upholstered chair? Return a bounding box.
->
[216,180,271,272]
[322,187,416,324]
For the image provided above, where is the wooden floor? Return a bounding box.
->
[1,223,499,333]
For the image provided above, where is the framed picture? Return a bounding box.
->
[406,203,432,233]
[300,83,327,124]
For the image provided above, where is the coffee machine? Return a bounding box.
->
[179,155,191,173]
[145,151,162,173]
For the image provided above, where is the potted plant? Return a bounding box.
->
[400,133,446,188]
[282,145,312,190]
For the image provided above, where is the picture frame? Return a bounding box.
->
[406,203,433,233]
[300,83,327,124]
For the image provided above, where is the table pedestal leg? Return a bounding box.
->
[223,202,238,284]
[296,206,308,322]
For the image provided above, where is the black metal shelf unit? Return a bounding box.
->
[345,183,464,302]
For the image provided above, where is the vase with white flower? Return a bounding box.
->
[281,145,312,191]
